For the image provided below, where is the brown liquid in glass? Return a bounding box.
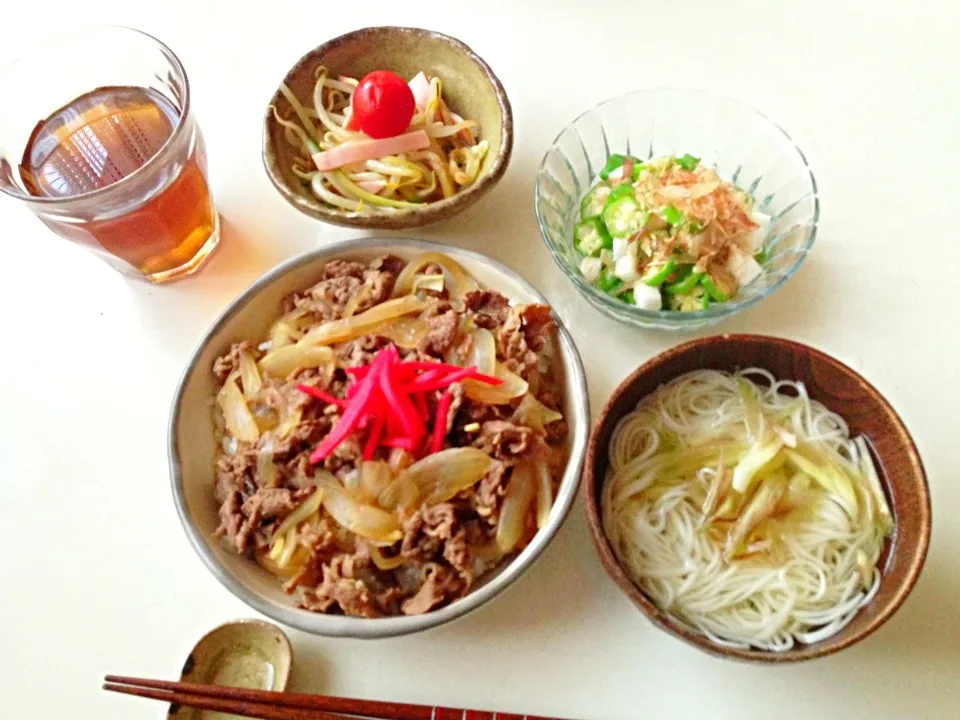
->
[20,86,215,276]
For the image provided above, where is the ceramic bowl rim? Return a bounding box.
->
[169,237,589,638]
[582,333,931,662]
[179,618,294,692]
[262,26,514,229]
[534,87,820,327]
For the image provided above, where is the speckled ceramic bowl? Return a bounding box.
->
[584,335,931,662]
[169,619,292,719]
[170,238,588,638]
[263,27,513,229]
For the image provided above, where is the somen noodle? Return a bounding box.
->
[602,369,893,651]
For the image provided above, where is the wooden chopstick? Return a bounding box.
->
[104,674,570,720]
[102,681,346,720]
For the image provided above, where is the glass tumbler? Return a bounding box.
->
[0,26,219,282]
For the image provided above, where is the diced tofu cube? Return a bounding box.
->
[632,283,663,311]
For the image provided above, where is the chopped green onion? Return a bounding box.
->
[631,163,648,181]
[643,259,678,287]
[600,154,626,181]
[621,289,635,304]
[677,153,700,171]
[754,248,768,264]
[595,267,623,295]
[662,205,684,226]
[701,275,729,302]
[665,267,702,294]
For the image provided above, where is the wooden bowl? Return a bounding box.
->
[262,27,513,230]
[583,334,931,663]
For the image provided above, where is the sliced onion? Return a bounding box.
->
[464,328,495,375]
[257,449,278,488]
[238,351,262,399]
[317,474,403,542]
[387,447,414,474]
[253,405,279,433]
[269,321,299,350]
[496,461,536,553]
[535,460,553,529]
[255,544,309,578]
[342,468,361,493]
[297,295,425,346]
[277,526,299,567]
[391,252,478,298]
[373,317,430,349]
[274,407,302,440]
[359,461,393,502]
[397,447,495,506]
[342,282,372,319]
[464,362,529,404]
[217,374,260,443]
[377,475,420,512]
[370,546,406,570]
[258,344,335,379]
[512,393,563,432]
[412,273,445,293]
[271,487,324,541]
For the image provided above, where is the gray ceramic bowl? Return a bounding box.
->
[263,27,513,230]
[169,238,588,638]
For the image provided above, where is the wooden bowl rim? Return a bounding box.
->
[583,333,932,663]
[261,26,514,229]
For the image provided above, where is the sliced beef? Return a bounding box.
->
[373,254,407,277]
[462,289,510,329]
[400,563,464,615]
[363,267,397,307]
[323,435,362,475]
[296,275,363,320]
[422,503,456,539]
[473,420,535,461]
[497,303,556,374]
[497,307,537,373]
[213,341,254,382]
[322,260,366,280]
[519,303,555,351]
[299,553,378,618]
[460,399,510,427]
[445,382,464,433]
[214,454,254,550]
[336,334,389,368]
[418,310,459,357]
[442,528,474,586]
[473,461,510,519]
[242,488,297,520]
[258,376,314,415]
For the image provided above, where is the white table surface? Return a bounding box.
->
[1,2,957,718]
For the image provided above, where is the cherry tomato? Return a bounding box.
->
[350,70,416,139]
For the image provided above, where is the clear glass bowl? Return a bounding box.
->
[535,89,819,331]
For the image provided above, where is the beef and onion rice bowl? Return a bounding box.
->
[209,251,571,618]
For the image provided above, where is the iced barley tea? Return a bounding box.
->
[19,85,217,279]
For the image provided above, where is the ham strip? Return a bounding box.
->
[312,130,430,172]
